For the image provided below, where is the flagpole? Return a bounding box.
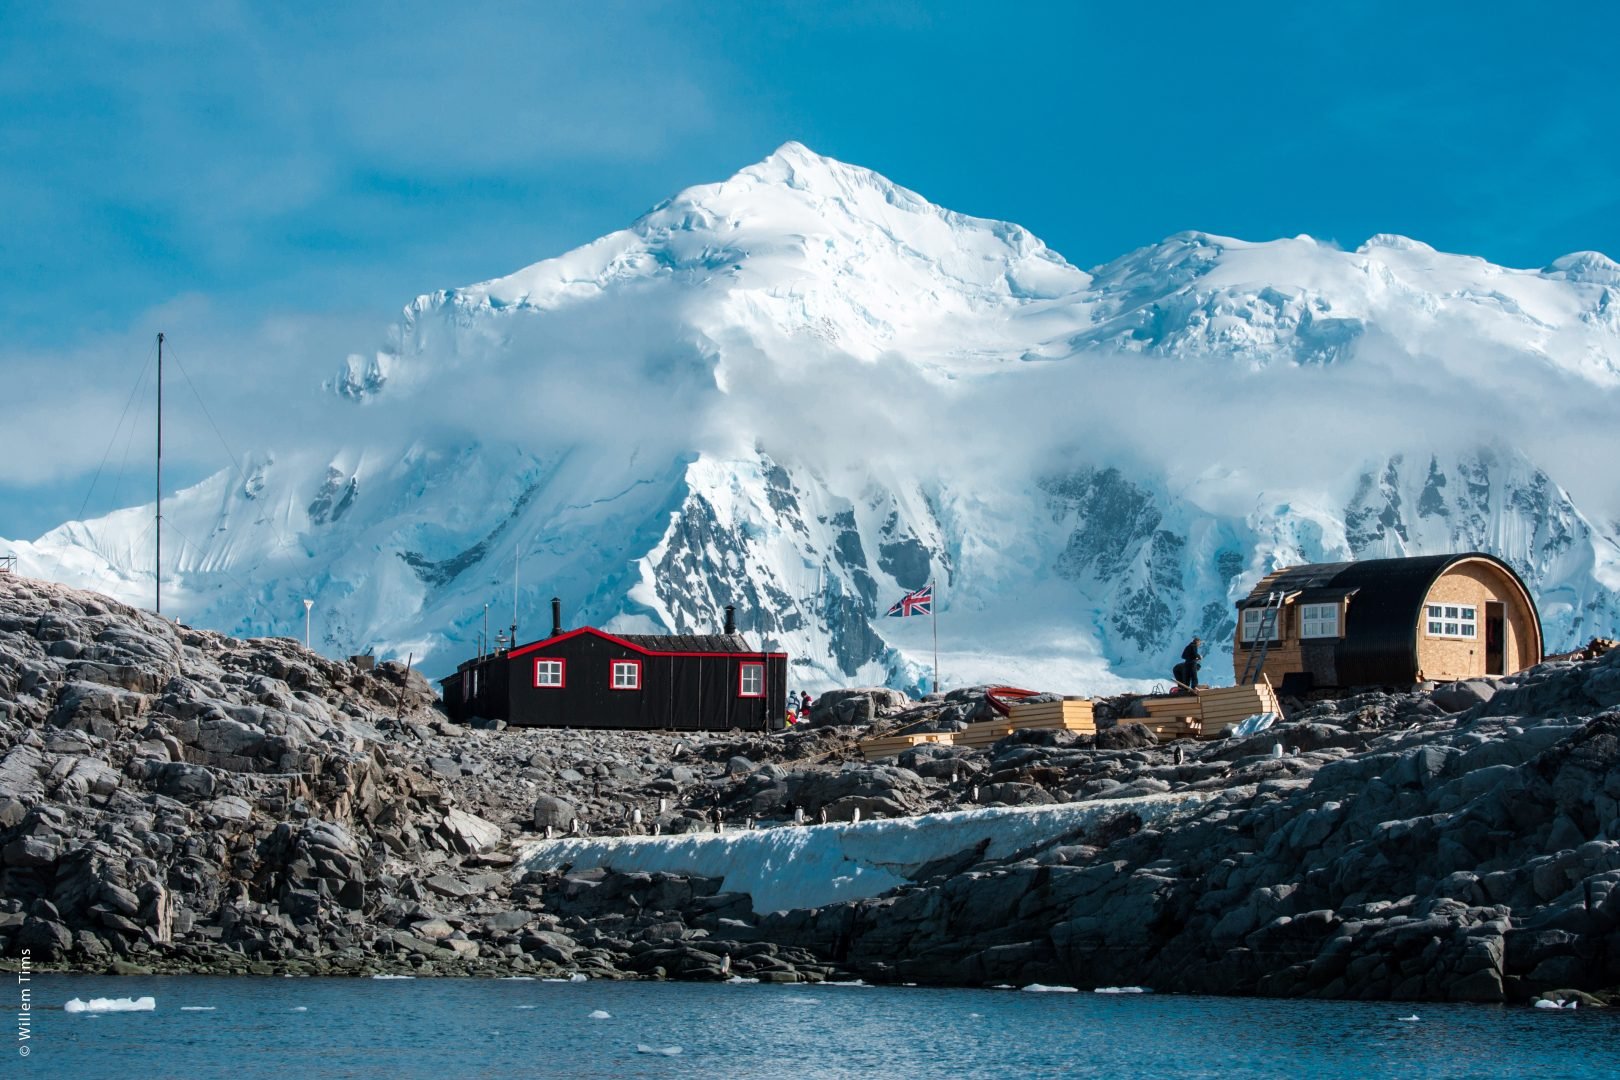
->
[931,578,939,696]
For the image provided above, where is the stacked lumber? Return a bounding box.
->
[1195,681,1282,738]
[858,731,956,760]
[951,721,1019,748]
[1133,693,1201,740]
[1006,698,1096,732]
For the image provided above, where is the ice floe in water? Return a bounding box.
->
[1398,1015,1421,1022]
[589,1010,612,1019]
[725,976,760,984]
[290,1007,308,1012]
[501,977,536,981]
[1535,999,1578,1010]
[1021,984,1079,993]
[371,974,415,980]
[636,1045,683,1056]
[180,1006,217,1012]
[65,997,156,1014]
[570,973,588,983]
[1094,986,1151,994]
[782,996,820,1006]
[515,1005,538,1010]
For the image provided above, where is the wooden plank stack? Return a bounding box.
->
[1005,697,1097,732]
[950,722,1018,749]
[858,730,956,760]
[1193,680,1282,738]
[858,681,1281,759]
[1132,693,1202,740]
[952,697,1097,750]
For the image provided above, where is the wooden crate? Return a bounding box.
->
[859,731,956,760]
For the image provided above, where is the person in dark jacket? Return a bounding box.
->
[1173,636,1203,690]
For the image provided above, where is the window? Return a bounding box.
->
[534,658,565,688]
[1300,603,1340,639]
[738,662,764,698]
[1239,606,1283,643]
[610,659,641,691]
[1425,603,1477,639]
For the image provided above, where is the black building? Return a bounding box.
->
[441,600,788,732]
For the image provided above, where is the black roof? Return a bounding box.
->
[614,633,757,653]
[1237,552,1539,685]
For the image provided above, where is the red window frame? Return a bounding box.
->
[737,662,765,698]
[609,659,642,691]
[533,658,566,689]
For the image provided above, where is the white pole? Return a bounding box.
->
[303,598,313,650]
[931,578,939,696]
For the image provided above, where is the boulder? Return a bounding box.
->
[1095,723,1157,751]
[440,808,503,854]
[532,795,577,831]
[1432,680,1497,713]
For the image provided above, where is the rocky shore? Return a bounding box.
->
[3,573,1620,1004]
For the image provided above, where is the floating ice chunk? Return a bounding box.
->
[1534,999,1577,1010]
[636,1045,683,1056]
[782,996,819,1006]
[569,973,589,983]
[1021,984,1079,993]
[65,997,156,1014]
[1094,986,1151,994]
[821,980,871,987]
[725,976,760,984]
[371,974,415,980]
[501,977,536,981]
[180,1006,217,1012]
[515,1005,538,1010]
[290,1006,308,1012]
[589,1010,612,1019]
[1397,1015,1420,1022]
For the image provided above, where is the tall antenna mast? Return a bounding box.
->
[156,331,164,614]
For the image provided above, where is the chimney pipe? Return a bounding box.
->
[551,597,562,638]
[724,604,736,635]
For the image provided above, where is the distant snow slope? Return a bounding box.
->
[7,142,1619,690]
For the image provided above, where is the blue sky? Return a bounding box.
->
[3,1,1618,535]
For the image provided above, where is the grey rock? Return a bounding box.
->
[533,795,577,831]
[440,808,503,854]
[155,762,216,800]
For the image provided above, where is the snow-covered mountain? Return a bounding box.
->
[8,142,1620,692]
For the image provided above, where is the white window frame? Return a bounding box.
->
[1299,603,1340,639]
[738,662,764,698]
[1425,603,1477,639]
[534,658,565,688]
[610,659,641,691]
[1240,606,1283,643]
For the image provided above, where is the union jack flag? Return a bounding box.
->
[886,583,933,618]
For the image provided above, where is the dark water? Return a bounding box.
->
[17,974,1619,1079]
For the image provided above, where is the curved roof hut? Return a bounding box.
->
[1233,552,1542,691]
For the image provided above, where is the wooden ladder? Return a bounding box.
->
[1238,591,1285,686]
